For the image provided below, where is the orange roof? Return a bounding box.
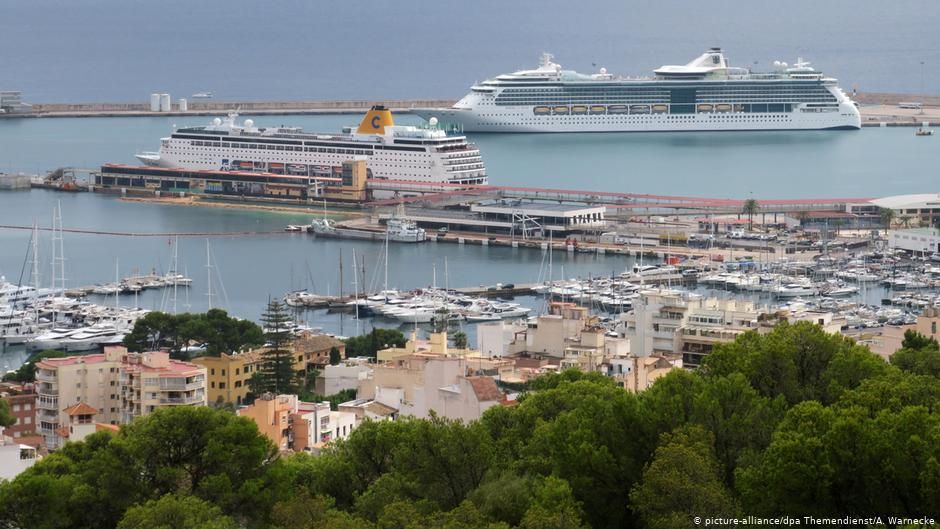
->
[56,426,71,438]
[37,353,106,368]
[63,402,98,416]
[466,376,502,403]
[96,423,120,433]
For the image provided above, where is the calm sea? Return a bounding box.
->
[1,0,938,102]
[0,114,938,198]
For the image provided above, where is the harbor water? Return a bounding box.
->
[1,114,939,198]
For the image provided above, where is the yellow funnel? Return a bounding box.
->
[357,105,395,134]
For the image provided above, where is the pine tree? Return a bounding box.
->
[254,299,298,395]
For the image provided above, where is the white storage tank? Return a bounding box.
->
[150,93,160,112]
[178,98,188,112]
[159,93,171,112]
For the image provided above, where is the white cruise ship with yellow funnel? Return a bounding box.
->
[136,106,487,184]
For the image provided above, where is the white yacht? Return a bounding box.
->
[135,106,487,185]
[414,49,861,132]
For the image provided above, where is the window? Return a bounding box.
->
[219,383,226,389]
[933,322,937,335]
[221,369,226,376]
[210,368,215,376]
[235,368,240,375]
[211,382,216,388]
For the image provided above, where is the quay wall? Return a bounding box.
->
[18,99,458,118]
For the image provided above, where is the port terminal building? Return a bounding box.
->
[94,160,369,202]
[377,200,607,237]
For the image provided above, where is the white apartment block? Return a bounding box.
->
[620,290,761,368]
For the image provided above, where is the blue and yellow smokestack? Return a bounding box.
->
[357,105,395,134]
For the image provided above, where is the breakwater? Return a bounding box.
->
[16,99,458,118]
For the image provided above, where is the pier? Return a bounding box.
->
[0,92,936,125]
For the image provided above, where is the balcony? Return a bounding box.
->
[37,395,58,409]
[159,394,204,405]
[157,380,206,392]
[35,370,57,383]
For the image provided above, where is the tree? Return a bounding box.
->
[344,328,407,359]
[329,346,342,366]
[2,349,68,383]
[255,299,300,395]
[118,406,277,513]
[0,399,14,428]
[742,198,759,231]
[890,340,940,377]
[702,320,888,406]
[117,494,239,529]
[630,426,737,529]
[880,207,896,235]
[123,310,264,359]
[899,214,914,229]
[451,331,468,349]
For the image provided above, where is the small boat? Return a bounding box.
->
[717,104,733,112]
[697,104,714,112]
[652,104,668,113]
[533,106,551,115]
[630,105,651,114]
[552,106,570,115]
[607,105,628,114]
[915,128,933,136]
[571,105,588,115]
[191,92,213,99]
[284,225,304,232]
[590,105,607,114]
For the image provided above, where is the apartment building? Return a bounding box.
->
[620,289,761,368]
[0,382,41,448]
[361,332,504,423]
[192,350,263,405]
[35,346,207,450]
[237,393,357,452]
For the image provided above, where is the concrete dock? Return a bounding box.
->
[1,92,936,124]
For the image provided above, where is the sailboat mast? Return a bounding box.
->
[206,239,212,310]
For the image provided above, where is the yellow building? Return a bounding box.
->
[192,350,263,406]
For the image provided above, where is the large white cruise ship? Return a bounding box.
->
[413,48,861,133]
[136,106,487,185]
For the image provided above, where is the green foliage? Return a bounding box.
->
[253,299,300,395]
[451,331,468,349]
[123,309,263,359]
[329,346,342,365]
[901,329,939,351]
[891,331,940,377]
[738,394,940,517]
[2,349,68,382]
[117,494,239,529]
[6,321,940,529]
[298,388,358,412]
[0,399,14,428]
[630,426,737,529]
[344,328,407,359]
[702,320,888,405]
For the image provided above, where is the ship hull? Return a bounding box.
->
[412,103,861,133]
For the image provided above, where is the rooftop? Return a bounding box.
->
[63,402,98,416]
[869,194,940,210]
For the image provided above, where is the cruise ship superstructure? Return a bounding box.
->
[413,49,861,132]
[137,106,487,185]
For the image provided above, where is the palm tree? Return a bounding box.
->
[879,207,896,236]
[742,199,759,231]
[899,214,913,229]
